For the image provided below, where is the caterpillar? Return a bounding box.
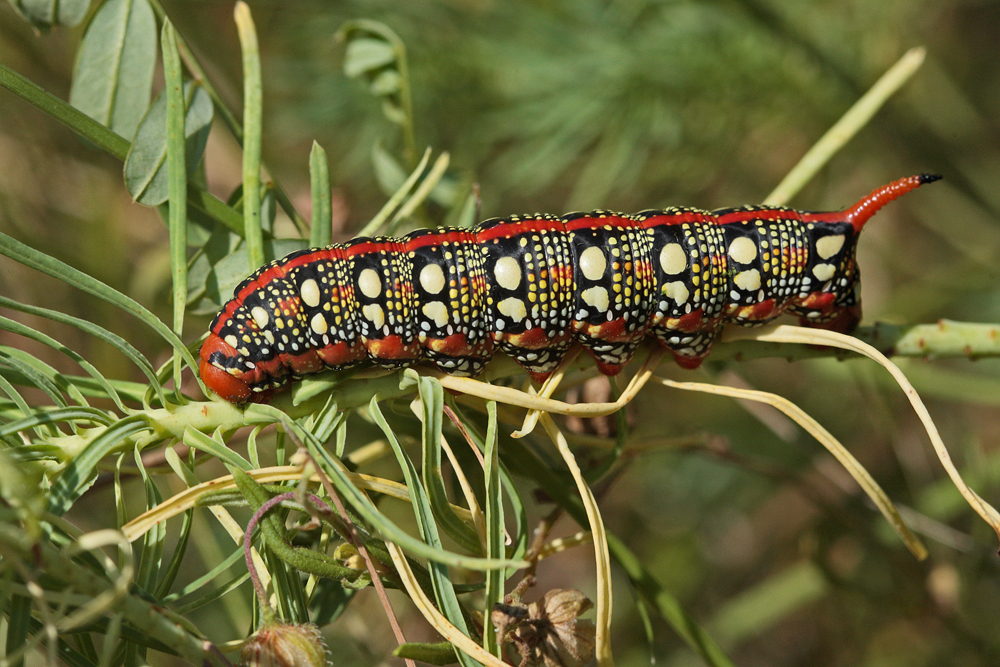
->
[200,174,939,404]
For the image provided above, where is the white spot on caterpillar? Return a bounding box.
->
[812,263,836,281]
[659,243,687,275]
[728,237,757,264]
[224,335,239,349]
[665,281,689,306]
[494,257,522,291]
[582,286,610,311]
[422,301,450,328]
[816,234,845,259]
[300,279,321,307]
[358,268,381,298]
[580,246,607,281]
[419,264,446,294]
[251,306,269,328]
[311,312,328,335]
[734,269,761,291]
[498,297,527,322]
[263,330,275,345]
[362,303,385,329]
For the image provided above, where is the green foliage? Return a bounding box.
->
[0,2,999,667]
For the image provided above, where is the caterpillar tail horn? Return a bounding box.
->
[846,174,941,233]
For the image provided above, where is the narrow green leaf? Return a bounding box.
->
[162,546,246,604]
[171,572,250,615]
[447,401,528,564]
[0,313,124,410]
[0,294,163,407]
[5,595,30,667]
[134,446,167,595]
[182,427,251,471]
[234,1,264,271]
[0,347,73,407]
[0,407,113,438]
[125,81,213,206]
[482,401,504,657]
[8,0,89,29]
[418,377,483,555]
[0,231,200,376]
[248,403,527,571]
[309,141,332,247]
[162,20,188,397]
[356,147,431,238]
[47,415,152,515]
[370,399,480,667]
[69,0,157,139]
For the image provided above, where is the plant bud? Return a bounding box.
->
[241,620,329,667]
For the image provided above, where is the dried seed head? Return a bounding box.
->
[241,621,329,667]
[494,589,596,667]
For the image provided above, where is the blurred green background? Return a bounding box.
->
[2,0,1000,665]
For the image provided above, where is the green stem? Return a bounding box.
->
[235,2,265,270]
[162,20,188,398]
[146,0,307,235]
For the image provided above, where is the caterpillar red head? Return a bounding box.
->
[200,174,939,404]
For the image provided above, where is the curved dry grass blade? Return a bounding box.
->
[121,465,475,542]
[725,324,1000,546]
[538,413,614,667]
[385,541,508,667]
[652,375,927,559]
[764,47,926,206]
[512,347,580,438]
[437,347,663,432]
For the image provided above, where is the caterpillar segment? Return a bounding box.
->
[199,174,940,403]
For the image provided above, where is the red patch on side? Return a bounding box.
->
[285,348,325,376]
[729,299,779,323]
[676,310,706,333]
[366,335,422,364]
[587,318,630,343]
[427,333,495,359]
[504,328,568,350]
[316,340,367,368]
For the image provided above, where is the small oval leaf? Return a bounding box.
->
[9,0,89,29]
[69,0,156,139]
[368,69,401,96]
[343,37,397,78]
[125,80,213,206]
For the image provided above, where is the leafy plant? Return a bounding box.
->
[1,2,999,667]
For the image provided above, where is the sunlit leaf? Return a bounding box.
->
[69,0,157,140]
[125,80,213,206]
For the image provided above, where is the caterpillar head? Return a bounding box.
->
[199,333,256,404]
